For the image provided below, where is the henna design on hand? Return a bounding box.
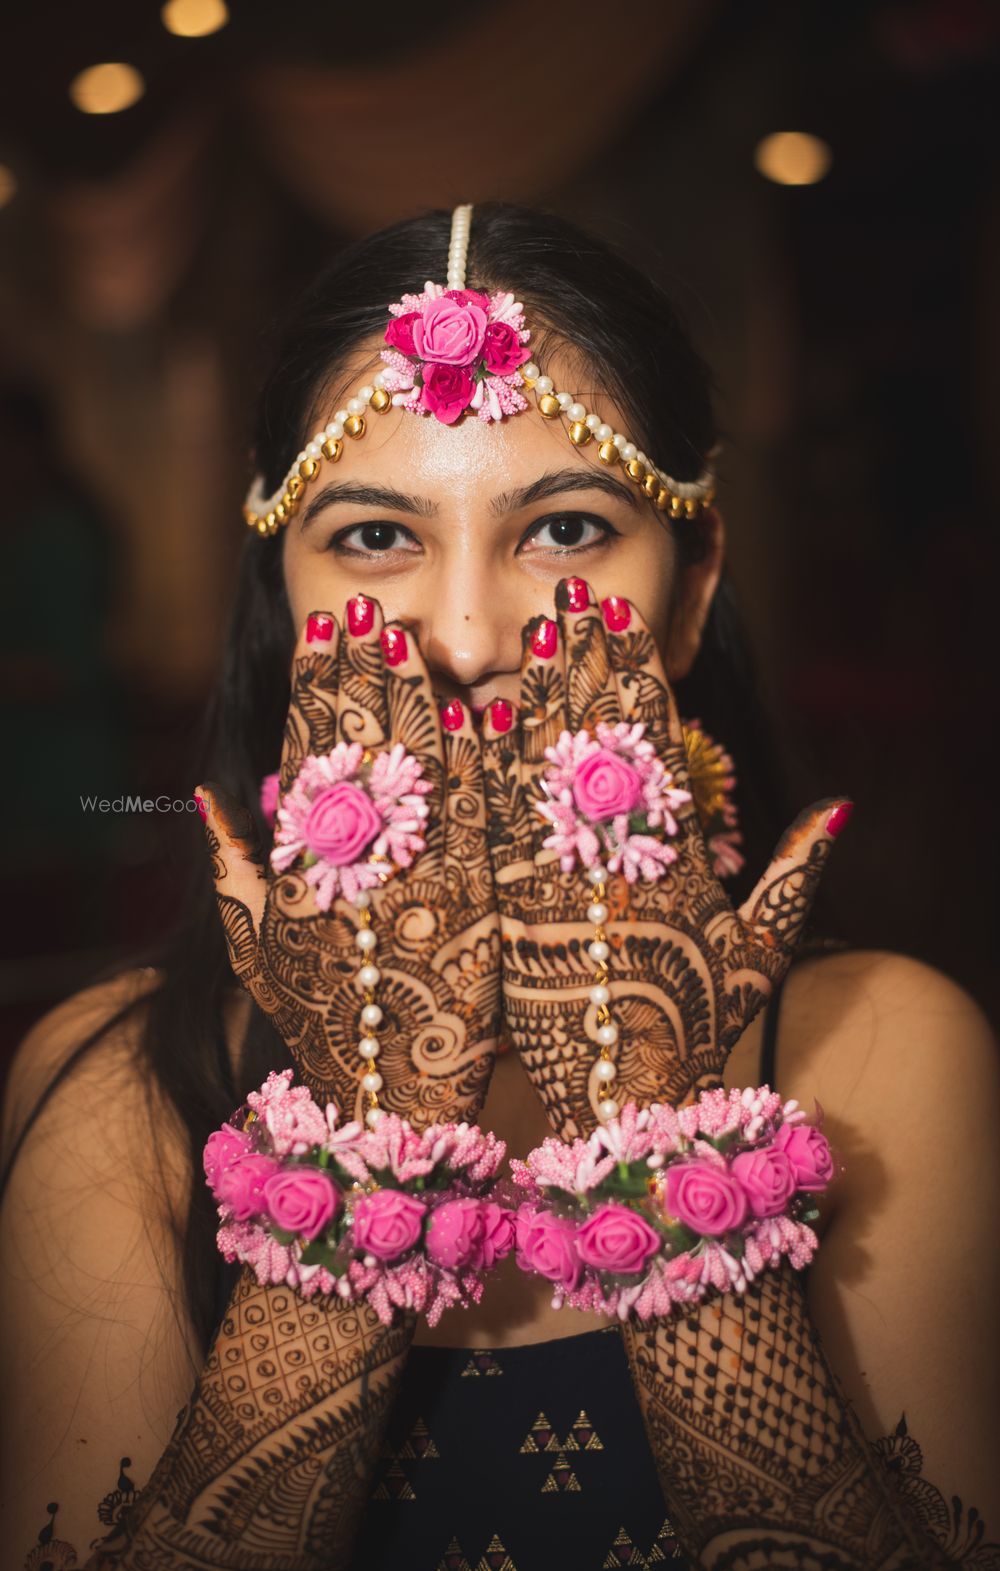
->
[200,602,500,1130]
[483,582,843,1140]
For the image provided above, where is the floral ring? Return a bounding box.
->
[270,742,433,909]
[537,722,693,884]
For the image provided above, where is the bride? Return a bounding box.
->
[1,203,997,1570]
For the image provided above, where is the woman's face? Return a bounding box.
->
[282,342,721,718]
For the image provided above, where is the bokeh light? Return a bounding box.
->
[0,165,17,209]
[754,131,832,186]
[161,0,229,38]
[69,62,146,116]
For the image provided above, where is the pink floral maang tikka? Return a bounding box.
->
[243,204,717,536]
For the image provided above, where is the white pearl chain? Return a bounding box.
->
[352,890,385,1127]
[446,202,474,291]
[585,865,620,1122]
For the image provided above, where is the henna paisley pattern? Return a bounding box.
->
[200,604,500,1128]
[483,582,840,1141]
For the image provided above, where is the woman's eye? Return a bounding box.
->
[522,515,615,553]
[327,522,420,556]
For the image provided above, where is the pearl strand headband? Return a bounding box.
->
[243,204,717,537]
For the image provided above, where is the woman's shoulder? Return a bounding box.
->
[1,966,173,1192]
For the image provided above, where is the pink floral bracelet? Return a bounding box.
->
[204,1070,516,1326]
[510,1087,837,1321]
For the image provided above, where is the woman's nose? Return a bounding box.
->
[417,569,523,690]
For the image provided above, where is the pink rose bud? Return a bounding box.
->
[384,310,420,356]
[426,1198,486,1271]
[304,782,383,867]
[572,748,643,822]
[481,320,530,376]
[203,1125,253,1193]
[412,295,488,366]
[730,1146,797,1218]
[216,1152,281,1221]
[514,1207,582,1293]
[575,1203,662,1275]
[352,1189,426,1261]
[260,772,280,829]
[419,362,475,425]
[262,1168,342,1241]
[665,1161,748,1237]
[772,1124,835,1191]
[478,1202,517,1269]
[444,288,491,312]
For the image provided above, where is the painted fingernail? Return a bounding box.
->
[601,595,631,632]
[489,698,513,733]
[381,626,408,666]
[306,612,334,643]
[557,577,590,613]
[347,594,375,636]
[530,618,558,658]
[193,794,207,822]
[441,699,465,732]
[826,801,854,838]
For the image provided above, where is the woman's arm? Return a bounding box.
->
[0,991,412,1571]
[620,954,1000,1570]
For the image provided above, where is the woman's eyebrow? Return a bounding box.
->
[490,468,641,515]
[301,480,438,529]
[300,465,641,531]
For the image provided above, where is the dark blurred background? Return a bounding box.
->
[1,0,998,1078]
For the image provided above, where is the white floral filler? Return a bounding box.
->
[270,742,432,908]
[537,722,692,882]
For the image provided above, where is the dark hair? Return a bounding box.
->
[1,203,796,1355]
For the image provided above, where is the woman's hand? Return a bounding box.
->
[198,601,501,1130]
[481,578,847,1140]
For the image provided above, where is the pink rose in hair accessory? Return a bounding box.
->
[426,1198,485,1271]
[420,362,476,425]
[260,772,280,829]
[482,320,531,376]
[665,1161,748,1236]
[304,782,383,866]
[731,1146,797,1218]
[444,288,491,313]
[353,1189,426,1260]
[216,1152,281,1221]
[772,1124,835,1190]
[413,295,488,366]
[263,1168,342,1241]
[384,311,419,356]
[576,1204,661,1275]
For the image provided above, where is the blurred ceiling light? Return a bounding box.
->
[0,165,17,210]
[161,0,229,38]
[69,62,145,116]
[754,131,832,186]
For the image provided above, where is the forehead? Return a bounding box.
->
[305,337,639,504]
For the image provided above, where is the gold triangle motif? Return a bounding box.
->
[461,1350,504,1376]
[474,1534,519,1571]
[397,1416,440,1460]
[540,1450,581,1492]
[435,1538,473,1571]
[519,1410,558,1453]
[568,1408,603,1451]
[371,1458,415,1500]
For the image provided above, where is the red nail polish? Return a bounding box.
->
[601,595,631,632]
[441,699,464,732]
[381,627,407,666]
[530,618,558,659]
[306,613,334,643]
[347,595,374,636]
[564,577,590,612]
[826,802,854,838]
[489,698,513,733]
[194,794,206,822]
